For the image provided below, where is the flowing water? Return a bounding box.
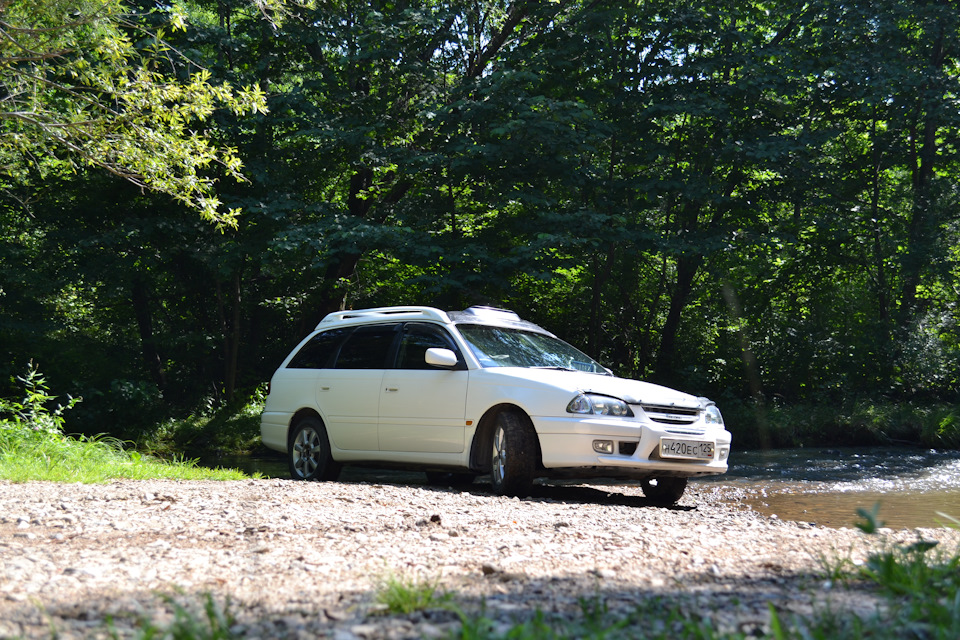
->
[205,446,960,529]
[706,447,960,529]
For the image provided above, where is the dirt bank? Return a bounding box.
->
[1,478,956,639]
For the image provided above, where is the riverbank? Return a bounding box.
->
[2,478,957,638]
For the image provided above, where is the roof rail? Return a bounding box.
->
[316,306,451,329]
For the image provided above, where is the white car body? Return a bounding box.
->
[261,306,732,501]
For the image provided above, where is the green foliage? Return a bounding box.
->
[0,0,267,225]
[2,0,960,447]
[0,433,249,482]
[725,399,960,449]
[0,363,248,481]
[111,593,238,640]
[850,506,960,639]
[854,502,886,535]
[374,572,451,615]
[920,407,960,449]
[0,361,79,440]
[142,389,266,456]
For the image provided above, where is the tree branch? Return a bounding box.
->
[467,0,530,78]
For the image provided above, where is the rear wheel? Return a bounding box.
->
[288,417,341,481]
[641,477,687,505]
[490,411,536,498]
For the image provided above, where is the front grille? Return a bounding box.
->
[640,404,700,425]
[618,441,638,456]
[665,428,706,436]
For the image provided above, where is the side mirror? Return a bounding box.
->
[425,348,459,369]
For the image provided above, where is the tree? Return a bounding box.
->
[0,0,267,224]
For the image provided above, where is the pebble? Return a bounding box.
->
[0,478,956,639]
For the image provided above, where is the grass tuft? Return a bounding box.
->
[111,593,238,640]
[374,572,451,615]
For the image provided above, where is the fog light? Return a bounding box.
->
[719,446,730,461]
[593,440,614,454]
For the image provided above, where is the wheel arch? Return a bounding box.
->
[287,408,323,451]
[469,403,542,473]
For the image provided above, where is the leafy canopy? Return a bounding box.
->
[0,0,268,225]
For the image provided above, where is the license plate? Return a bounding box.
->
[660,438,714,460]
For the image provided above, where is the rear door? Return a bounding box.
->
[318,323,400,451]
[378,322,469,454]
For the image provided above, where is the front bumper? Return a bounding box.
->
[531,415,732,479]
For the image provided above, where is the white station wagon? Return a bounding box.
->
[261,306,731,503]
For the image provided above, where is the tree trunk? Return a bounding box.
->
[588,244,616,357]
[225,270,242,401]
[300,166,412,335]
[654,253,702,384]
[215,267,243,403]
[898,20,946,328]
[131,278,166,391]
[869,115,889,325]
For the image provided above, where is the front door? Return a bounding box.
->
[378,323,468,454]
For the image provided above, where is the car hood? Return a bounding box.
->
[482,368,705,409]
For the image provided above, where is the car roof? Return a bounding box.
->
[316,305,554,336]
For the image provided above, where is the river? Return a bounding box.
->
[204,446,960,529]
[709,446,960,529]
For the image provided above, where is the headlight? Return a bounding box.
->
[704,405,724,425]
[567,394,633,417]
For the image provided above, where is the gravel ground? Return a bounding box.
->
[1,477,957,639]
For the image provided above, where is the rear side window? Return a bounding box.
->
[334,324,400,369]
[287,328,350,369]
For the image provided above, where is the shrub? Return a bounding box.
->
[0,362,249,482]
[0,361,79,443]
[920,407,960,449]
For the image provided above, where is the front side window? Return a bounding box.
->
[334,324,400,369]
[396,323,460,369]
[457,324,607,373]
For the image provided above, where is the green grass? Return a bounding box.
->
[374,572,452,615]
[0,363,250,482]
[100,593,238,640]
[455,598,752,640]
[0,433,249,482]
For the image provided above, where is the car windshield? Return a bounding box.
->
[457,324,608,374]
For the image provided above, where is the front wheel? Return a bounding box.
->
[288,417,341,481]
[490,411,536,498]
[641,477,687,505]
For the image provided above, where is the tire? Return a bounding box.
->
[425,472,476,487]
[490,411,537,498]
[288,417,341,481]
[641,477,687,505]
